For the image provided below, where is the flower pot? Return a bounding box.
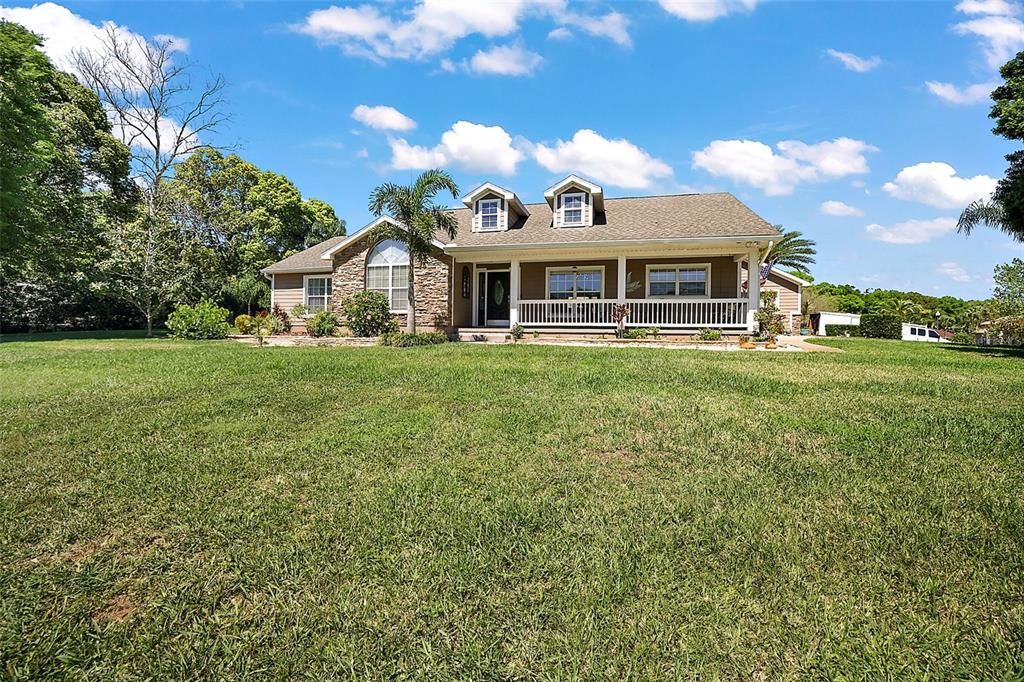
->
[765,341,777,349]
[739,341,756,349]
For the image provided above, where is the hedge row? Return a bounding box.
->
[825,325,861,337]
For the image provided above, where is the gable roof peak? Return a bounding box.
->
[544,174,604,210]
[460,181,529,216]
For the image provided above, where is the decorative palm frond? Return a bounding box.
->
[957,199,1007,236]
[759,228,817,284]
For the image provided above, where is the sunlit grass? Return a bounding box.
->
[1,337,1022,678]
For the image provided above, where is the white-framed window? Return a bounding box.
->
[561,192,584,226]
[479,198,500,231]
[366,240,410,312]
[303,275,333,312]
[546,267,604,299]
[646,264,710,298]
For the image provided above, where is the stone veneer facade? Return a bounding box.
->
[330,235,453,332]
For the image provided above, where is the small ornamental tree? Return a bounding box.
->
[754,290,785,341]
[343,291,398,337]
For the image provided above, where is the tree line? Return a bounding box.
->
[0,21,345,335]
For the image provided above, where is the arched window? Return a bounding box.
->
[366,240,409,312]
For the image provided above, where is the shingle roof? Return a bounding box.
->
[261,235,344,274]
[262,192,779,273]
[447,192,780,247]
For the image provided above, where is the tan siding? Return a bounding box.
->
[273,273,306,313]
[741,266,802,331]
[520,259,617,299]
[626,257,739,299]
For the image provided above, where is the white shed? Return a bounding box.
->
[812,312,861,336]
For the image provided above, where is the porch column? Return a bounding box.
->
[747,247,760,332]
[509,258,520,328]
[616,256,626,303]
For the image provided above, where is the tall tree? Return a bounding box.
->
[367,170,459,333]
[166,147,344,307]
[72,27,228,335]
[0,22,137,332]
[993,258,1024,316]
[958,53,1024,241]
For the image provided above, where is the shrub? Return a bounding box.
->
[271,304,291,333]
[166,300,230,340]
[859,313,901,339]
[825,324,861,337]
[379,331,449,347]
[343,291,398,337]
[511,324,524,341]
[289,303,309,319]
[624,327,659,339]
[696,328,723,341]
[234,314,254,334]
[951,330,974,345]
[307,310,339,337]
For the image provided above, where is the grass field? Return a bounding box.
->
[1,336,1022,679]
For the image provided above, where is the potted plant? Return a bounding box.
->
[738,334,755,349]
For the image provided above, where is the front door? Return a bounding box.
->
[485,271,510,326]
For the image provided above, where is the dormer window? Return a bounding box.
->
[562,193,584,226]
[480,199,499,231]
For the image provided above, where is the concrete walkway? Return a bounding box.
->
[777,335,844,352]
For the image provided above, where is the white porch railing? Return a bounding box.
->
[517,298,750,328]
[627,298,749,328]
[519,299,617,327]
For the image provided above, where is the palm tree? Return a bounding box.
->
[368,169,460,333]
[886,298,921,320]
[760,228,816,284]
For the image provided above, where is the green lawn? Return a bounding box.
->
[1,337,1022,679]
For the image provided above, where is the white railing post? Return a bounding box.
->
[747,248,760,332]
[510,259,520,328]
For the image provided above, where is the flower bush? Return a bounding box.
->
[166,300,231,340]
[343,291,398,337]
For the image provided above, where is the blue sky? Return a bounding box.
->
[3,0,1022,298]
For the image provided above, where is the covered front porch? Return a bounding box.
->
[455,245,764,333]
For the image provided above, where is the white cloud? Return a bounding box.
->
[153,33,189,53]
[956,0,1019,16]
[389,120,523,175]
[692,137,877,196]
[926,80,997,104]
[439,58,457,72]
[865,217,958,244]
[0,2,154,75]
[468,44,543,76]
[953,13,1024,68]
[658,0,757,22]
[351,104,416,131]
[574,11,631,47]
[820,200,864,217]
[882,162,998,209]
[547,27,572,40]
[825,48,881,72]
[293,1,626,63]
[531,129,673,189]
[937,261,975,282]
[356,147,369,158]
